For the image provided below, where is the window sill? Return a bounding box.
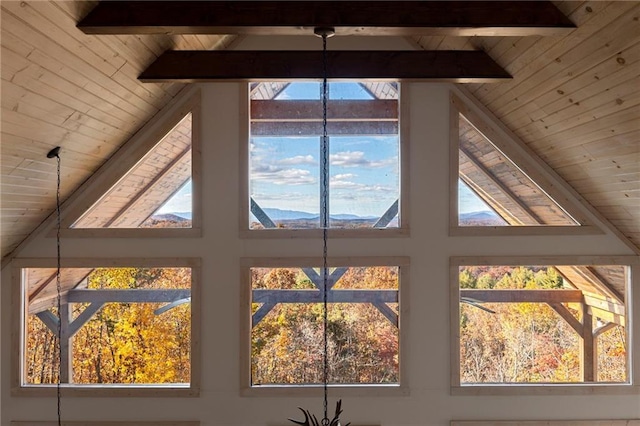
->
[241,384,409,397]
[13,384,199,398]
[451,383,638,396]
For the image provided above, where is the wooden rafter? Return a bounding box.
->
[139,50,511,83]
[78,1,575,36]
[460,289,583,303]
[251,100,398,122]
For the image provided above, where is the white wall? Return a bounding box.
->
[2,36,639,426]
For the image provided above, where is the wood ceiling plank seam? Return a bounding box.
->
[554,146,640,174]
[474,1,632,106]
[534,125,639,157]
[111,62,178,109]
[0,24,37,58]
[504,51,640,128]
[434,36,474,51]
[547,146,639,170]
[51,0,98,26]
[525,41,640,116]
[0,44,33,78]
[565,164,640,182]
[529,88,640,137]
[131,33,171,58]
[1,134,113,166]
[3,32,143,120]
[178,34,207,51]
[1,2,120,78]
[110,33,172,70]
[527,109,640,148]
[1,108,119,150]
[1,84,135,143]
[552,1,589,17]
[44,0,129,72]
[8,61,144,130]
[489,9,640,118]
[1,12,163,118]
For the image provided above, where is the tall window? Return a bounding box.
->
[247,81,404,233]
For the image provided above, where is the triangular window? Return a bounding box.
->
[71,113,194,229]
[451,94,597,230]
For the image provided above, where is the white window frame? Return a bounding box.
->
[240,82,410,239]
[12,257,201,397]
[58,88,202,238]
[240,256,410,396]
[11,423,199,426]
[448,92,602,236]
[450,255,640,395]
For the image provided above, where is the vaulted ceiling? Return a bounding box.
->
[1,1,639,262]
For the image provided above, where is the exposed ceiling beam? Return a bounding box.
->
[139,51,511,83]
[78,1,575,36]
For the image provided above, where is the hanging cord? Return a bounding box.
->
[320,30,330,426]
[47,146,62,426]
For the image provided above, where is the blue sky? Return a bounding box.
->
[158,83,493,218]
[250,82,399,218]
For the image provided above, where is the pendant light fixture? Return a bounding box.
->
[288,28,350,426]
[47,145,63,426]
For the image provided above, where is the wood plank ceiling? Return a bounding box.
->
[1,1,639,262]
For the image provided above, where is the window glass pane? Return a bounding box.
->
[24,267,191,386]
[249,81,400,230]
[458,179,506,226]
[458,265,628,384]
[458,113,578,226]
[250,266,400,385]
[72,113,193,229]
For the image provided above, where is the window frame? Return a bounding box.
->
[240,256,410,396]
[57,88,202,238]
[448,92,602,236]
[12,257,201,397]
[11,423,199,426]
[240,82,410,239]
[450,255,640,395]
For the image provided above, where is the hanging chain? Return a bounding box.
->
[321,31,330,426]
[48,148,62,426]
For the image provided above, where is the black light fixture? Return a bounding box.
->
[287,28,350,426]
[47,146,63,426]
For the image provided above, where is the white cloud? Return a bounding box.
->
[278,155,316,166]
[252,165,316,186]
[330,151,395,168]
[333,173,357,181]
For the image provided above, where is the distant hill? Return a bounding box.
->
[149,213,190,223]
[260,208,376,221]
[459,211,506,226]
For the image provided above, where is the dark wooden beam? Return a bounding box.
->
[139,50,511,83]
[78,1,575,36]
[460,289,583,304]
